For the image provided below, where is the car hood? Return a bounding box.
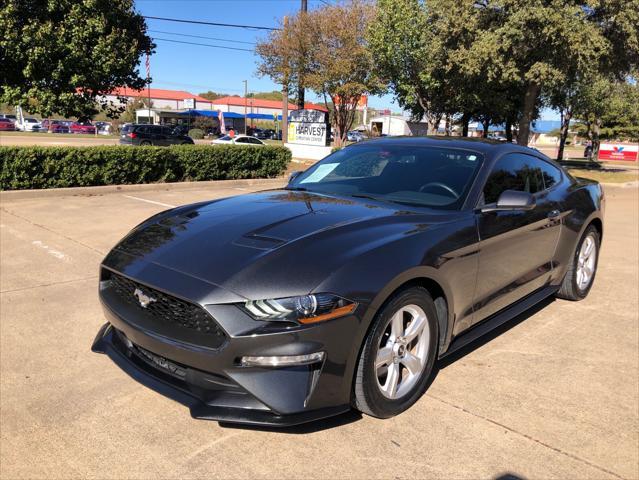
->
[107,190,448,299]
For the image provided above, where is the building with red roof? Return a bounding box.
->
[102,88,328,116]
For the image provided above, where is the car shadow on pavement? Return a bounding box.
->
[220,296,555,434]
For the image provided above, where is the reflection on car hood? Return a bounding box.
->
[109,190,447,298]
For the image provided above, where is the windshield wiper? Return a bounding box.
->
[350,193,425,208]
[350,193,382,201]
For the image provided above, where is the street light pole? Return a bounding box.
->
[243,79,248,135]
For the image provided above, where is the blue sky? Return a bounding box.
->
[135,0,402,106]
[135,0,558,119]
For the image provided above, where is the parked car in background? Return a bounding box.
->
[70,121,96,134]
[119,124,194,146]
[255,129,274,140]
[211,134,266,146]
[41,119,70,133]
[487,134,508,142]
[1,114,17,121]
[0,118,16,131]
[16,117,42,132]
[347,131,366,142]
[95,122,112,135]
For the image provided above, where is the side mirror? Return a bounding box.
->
[288,170,302,183]
[481,190,536,213]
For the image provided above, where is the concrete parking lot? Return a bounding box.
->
[1,180,637,479]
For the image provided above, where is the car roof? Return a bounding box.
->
[349,135,541,157]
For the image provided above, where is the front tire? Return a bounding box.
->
[557,225,600,301]
[353,287,438,418]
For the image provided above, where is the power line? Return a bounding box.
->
[144,15,278,31]
[152,37,254,52]
[149,29,257,45]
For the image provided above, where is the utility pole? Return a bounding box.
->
[243,79,248,135]
[297,0,307,110]
[282,16,290,144]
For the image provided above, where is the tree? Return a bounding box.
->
[199,91,233,101]
[470,0,638,145]
[572,76,639,159]
[257,1,382,145]
[0,0,154,119]
[371,0,508,135]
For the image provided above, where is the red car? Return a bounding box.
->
[70,121,96,134]
[41,119,70,133]
[0,118,16,131]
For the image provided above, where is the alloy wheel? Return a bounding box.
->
[375,304,430,399]
[576,233,597,290]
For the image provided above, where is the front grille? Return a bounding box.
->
[107,271,226,346]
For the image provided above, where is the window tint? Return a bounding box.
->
[483,154,544,204]
[134,125,148,134]
[246,137,262,145]
[235,137,249,143]
[539,160,562,189]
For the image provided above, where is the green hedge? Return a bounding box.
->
[0,145,291,190]
[188,128,204,139]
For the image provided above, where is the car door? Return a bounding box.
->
[245,137,264,146]
[472,153,562,323]
[148,125,164,146]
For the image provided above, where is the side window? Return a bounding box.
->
[161,126,173,135]
[247,137,262,145]
[483,154,544,204]
[135,126,148,135]
[235,137,248,144]
[538,160,562,190]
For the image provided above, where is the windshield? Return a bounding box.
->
[288,144,483,209]
[218,135,232,141]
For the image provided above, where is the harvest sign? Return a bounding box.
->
[599,143,638,162]
[288,109,330,147]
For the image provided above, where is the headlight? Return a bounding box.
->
[242,294,357,324]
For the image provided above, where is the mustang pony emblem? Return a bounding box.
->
[133,288,157,308]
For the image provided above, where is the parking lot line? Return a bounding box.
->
[121,194,176,208]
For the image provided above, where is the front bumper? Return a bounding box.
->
[92,266,362,426]
[92,323,349,426]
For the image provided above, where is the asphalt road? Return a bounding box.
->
[1,180,637,479]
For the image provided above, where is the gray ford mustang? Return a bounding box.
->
[92,137,604,426]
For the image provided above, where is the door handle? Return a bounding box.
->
[547,209,561,219]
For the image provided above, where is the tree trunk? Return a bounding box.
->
[556,108,572,162]
[592,118,601,162]
[505,118,513,143]
[444,114,451,136]
[461,112,470,137]
[482,119,489,138]
[281,83,289,144]
[517,83,541,146]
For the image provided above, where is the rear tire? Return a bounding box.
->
[557,224,600,301]
[353,287,438,418]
